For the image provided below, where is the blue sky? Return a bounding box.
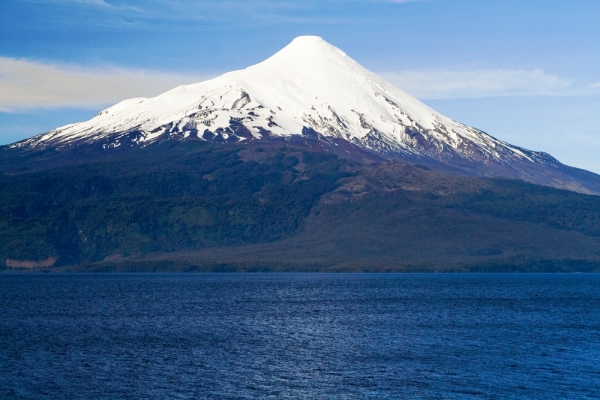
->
[1,0,599,172]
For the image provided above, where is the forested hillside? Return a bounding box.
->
[1,141,599,272]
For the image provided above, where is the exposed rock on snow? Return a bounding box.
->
[12,36,600,194]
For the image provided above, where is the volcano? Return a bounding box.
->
[10,36,600,194]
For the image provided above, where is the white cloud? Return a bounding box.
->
[0,57,212,112]
[379,69,577,99]
[2,57,598,112]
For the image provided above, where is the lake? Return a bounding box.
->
[1,273,599,398]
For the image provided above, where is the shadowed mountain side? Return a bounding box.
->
[79,212,600,272]
[60,180,600,272]
[4,130,600,196]
[0,133,385,174]
[2,142,600,272]
[381,149,600,196]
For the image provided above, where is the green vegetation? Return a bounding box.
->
[1,141,599,272]
[0,141,348,266]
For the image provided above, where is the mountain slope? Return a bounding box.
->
[10,36,600,195]
[2,142,600,272]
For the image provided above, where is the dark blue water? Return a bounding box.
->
[1,274,599,399]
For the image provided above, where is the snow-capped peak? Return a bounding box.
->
[14,36,554,172]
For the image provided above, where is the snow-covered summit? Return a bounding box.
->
[14,36,600,194]
[14,36,531,160]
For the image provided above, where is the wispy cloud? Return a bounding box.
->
[43,0,141,11]
[147,1,344,24]
[0,57,212,112]
[71,0,111,5]
[3,57,597,112]
[24,0,411,26]
[379,69,597,99]
[46,0,111,5]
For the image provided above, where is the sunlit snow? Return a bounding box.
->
[15,36,536,164]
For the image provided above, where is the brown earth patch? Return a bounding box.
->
[6,257,57,269]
